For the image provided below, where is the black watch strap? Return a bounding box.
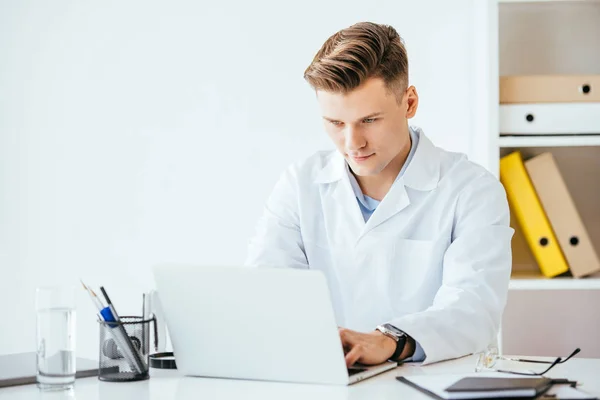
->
[390,334,407,361]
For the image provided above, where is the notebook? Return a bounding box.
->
[444,377,552,399]
[396,374,592,400]
[0,352,100,388]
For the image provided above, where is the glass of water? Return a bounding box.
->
[36,286,76,391]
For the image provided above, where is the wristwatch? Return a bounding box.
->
[376,323,408,361]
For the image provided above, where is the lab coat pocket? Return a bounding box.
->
[387,238,436,313]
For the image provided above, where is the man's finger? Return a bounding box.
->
[339,328,348,341]
[339,328,355,346]
[345,344,362,368]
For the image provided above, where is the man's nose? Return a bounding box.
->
[344,126,366,152]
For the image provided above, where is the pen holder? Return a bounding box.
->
[98,316,156,382]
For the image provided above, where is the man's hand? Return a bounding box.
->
[338,327,397,367]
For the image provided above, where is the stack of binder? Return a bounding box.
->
[500,151,600,278]
[499,75,600,135]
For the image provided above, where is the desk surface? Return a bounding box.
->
[1,355,598,400]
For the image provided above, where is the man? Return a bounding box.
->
[245,22,514,366]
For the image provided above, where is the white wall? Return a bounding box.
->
[0,0,489,359]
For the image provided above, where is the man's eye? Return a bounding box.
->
[363,118,377,124]
[330,121,343,126]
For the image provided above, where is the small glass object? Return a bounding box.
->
[36,286,76,391]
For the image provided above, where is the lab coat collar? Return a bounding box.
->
[403,128,440,191]
[314,127,441,192]
[314,151,346,184]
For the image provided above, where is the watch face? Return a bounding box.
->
[383,324,406,337]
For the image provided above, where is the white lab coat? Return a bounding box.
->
[245,128,514,365]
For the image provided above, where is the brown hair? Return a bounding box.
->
[303,22,408,101]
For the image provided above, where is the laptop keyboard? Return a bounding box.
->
[347,367,368,376]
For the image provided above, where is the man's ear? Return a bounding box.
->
[405,86,419,119]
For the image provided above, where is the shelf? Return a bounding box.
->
[509,273,600,290]
[499,135,600,148]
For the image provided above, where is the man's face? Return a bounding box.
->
[317,77,418,177]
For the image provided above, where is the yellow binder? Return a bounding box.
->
[499,151,570,278]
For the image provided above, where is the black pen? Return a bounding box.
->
[100,287,121,322]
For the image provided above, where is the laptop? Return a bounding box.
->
[152,264,397,385]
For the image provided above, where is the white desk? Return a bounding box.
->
[1,355,598,400]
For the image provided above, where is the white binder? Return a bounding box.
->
[500,103,600,135]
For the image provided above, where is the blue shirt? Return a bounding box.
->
[346,127,426,362]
